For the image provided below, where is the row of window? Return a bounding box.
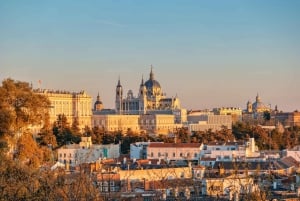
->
[150,152,198,158]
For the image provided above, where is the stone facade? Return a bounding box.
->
[35,89,92,129]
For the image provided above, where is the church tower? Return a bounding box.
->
[256,93,261,103]
[115,78,123,113]
[94,92,103,111]
[139,76,147,114]
[247,100,253,113]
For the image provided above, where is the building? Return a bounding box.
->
[246,93,271,114]
[186,114,232,132]
[92,67,186,134]
[200,138,259,162]
[202,174,255,199]
[92,114,140,133]
[139,114,179,134]
[57,136,120,167]
[35,89,92,130]
[114,67,186,123]
[147,142,202,163]
[213,107,242,123]
[92,113,180,134]
[130,141,154,160]
[287,111,300,127]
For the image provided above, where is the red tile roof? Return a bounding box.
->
[148,142,201,148]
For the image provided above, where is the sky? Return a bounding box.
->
[0,0,299,112]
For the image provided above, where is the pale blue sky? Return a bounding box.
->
[1,1,299,111]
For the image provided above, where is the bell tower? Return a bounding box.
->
[247,100,252,113]
[139,76,147,114]
[115,77,123,113]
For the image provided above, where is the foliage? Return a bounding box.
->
[0,78,50,136]
[53,114,80,147]
[0,78,55,168]
[233,122,300,150]
[14,132,43,168]
[0,154,103,201]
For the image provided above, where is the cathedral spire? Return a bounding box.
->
[140,75,144,86]
[150,65,154,80]
[256,93,260,102]
[117,76,121,87]
[97,92,100,101]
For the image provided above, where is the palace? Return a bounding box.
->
[35,89,92,130]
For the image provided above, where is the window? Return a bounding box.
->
[194,153,197,158]
[64,153,66,158]
[59,153,62,158]
[69,160,72,164]
[173,152,176,157]
[69,153,72,157]
[180,153,183,157]
[165,153,168,157]
[151,152,153,157]
[158,152,161,157]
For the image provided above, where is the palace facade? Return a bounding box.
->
[35,89,92,130]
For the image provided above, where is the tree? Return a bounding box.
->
[263,111,271,122]
[0,78,51,156]
[15,132,43,168]
[92,126,105,144]
[71,117,81,137]
[53,114,79,147]
[0,78,50,135]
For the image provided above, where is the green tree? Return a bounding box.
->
[53,114,78,147]
[91,126,105,144]
[71,117,81,137]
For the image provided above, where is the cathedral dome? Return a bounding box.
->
[252,94,270,112]
[144,67,162,96]
[144,79,161,89]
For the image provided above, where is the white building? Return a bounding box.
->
[282,145,300,162]
[57,137,120,167]
[130,141,156,160]
[147,142,202,163]
[200,138,259,162]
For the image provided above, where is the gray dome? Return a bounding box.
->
[144,79,161,89]
[144,67,162,96]
[94,100,102,105]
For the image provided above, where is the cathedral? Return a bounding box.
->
[246,93,271,113]
[115,67,181,115]
[92,67,187,134]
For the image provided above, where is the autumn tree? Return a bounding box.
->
[0,79,50,154]
[0,78,50,135]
